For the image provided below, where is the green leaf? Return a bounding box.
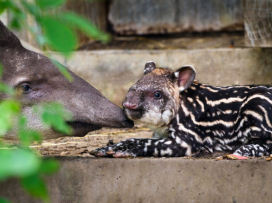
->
[51,60,72,82]
[0,197,11,203]
[59,12,111,42]
[41,16,77,53]
[0,149,41,180]
[39,103,72,135]
[20,174,48,201]
[0,1,7,15]
[39,159,60,175]
[19,129,42,146]
[36,0,66,9]
[0,83,15,95]
[9,17,21,30]
[42,112,72,135]
[18,116,42,146]
[21,0,40,18]
[0,100,21,136]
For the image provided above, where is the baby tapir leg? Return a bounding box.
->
[91,138,185,157]
[233,144,272,157]
[91,131,201,157]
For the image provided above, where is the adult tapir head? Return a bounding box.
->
[0,21,133,139]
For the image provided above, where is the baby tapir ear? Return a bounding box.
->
[0,21,22,48]
[173,65,196,92]
[144,61,156,75]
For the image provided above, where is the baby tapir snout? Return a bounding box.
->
[123,91,141,110]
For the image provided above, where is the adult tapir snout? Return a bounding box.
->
[0,21,133,139]
[67,72,134,136]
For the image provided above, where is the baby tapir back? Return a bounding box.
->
[123,62,195,138]
[0,21,133,139]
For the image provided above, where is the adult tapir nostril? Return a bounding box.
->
[123,102,138,110]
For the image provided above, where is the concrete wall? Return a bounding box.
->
[55,48,272,105]
[1,157,272,203]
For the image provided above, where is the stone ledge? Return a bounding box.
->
[1,157,272,203]
[54,48,272,105]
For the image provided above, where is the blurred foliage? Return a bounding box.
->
[0,0,110,202]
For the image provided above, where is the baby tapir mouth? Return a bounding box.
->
[124,108,143,120]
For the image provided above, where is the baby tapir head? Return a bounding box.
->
[123,62,195,132]
[0,21,133,139]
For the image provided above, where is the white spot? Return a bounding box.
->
[160,148,173,156]
[174,71,179,78]
[179,86,185,92]
[164,141,172,145]
[187,97,193,103]
[190,86,196,90]
[222,110,232,114]
[175,136,182,144]
[153,148,159,156]
[203,136,213,144]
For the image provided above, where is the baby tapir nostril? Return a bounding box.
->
[123,102,138,110]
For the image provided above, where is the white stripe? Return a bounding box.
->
[205,97,245,107]
[259,105,272,128]
[243,110,263,121]
[196,97,205,112]
[190,113,234,127]
[177,123,203,143]
[200,86,219,92]
[180,141,192,156]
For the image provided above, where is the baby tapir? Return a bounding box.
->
[0,21,133,139]
[92,61,272,158]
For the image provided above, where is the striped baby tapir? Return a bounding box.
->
[91,61,272,158]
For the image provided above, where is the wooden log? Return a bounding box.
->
[109,0,244,35]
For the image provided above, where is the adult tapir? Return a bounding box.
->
[0,21,133,139]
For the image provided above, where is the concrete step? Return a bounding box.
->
[1,157,272,203]
[54,48,272,105]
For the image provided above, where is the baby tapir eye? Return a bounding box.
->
[18,83,32,93]
[154,91,162,99]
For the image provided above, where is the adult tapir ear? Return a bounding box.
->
[0,21,22,48]
[143,61,156,75]
[172,65,196,92]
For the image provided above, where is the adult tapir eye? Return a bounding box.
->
[154,91,162,99]
[18,83,32,93]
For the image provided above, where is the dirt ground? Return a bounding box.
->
[78,32,245,50]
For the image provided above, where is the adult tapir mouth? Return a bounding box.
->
[66,121,102,137]
[66,118,134,137]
